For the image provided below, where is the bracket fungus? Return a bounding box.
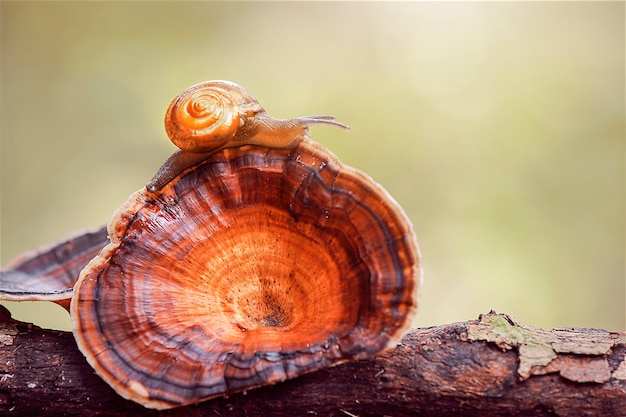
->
[0,227,108,309]
[1,81,421,409]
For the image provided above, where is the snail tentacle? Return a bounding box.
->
[296,115,351,131]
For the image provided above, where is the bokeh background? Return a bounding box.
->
[1,2,624,332]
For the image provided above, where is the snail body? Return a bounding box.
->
[147,80,349,192]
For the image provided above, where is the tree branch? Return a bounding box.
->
[0,306,624,417]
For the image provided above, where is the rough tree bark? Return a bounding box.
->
[0,307,624,417]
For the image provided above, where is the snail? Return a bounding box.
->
[0,81,421,410]
[146,80,349,192]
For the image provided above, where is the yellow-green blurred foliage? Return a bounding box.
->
[1,2,624,332]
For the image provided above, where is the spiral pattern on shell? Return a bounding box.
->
[164,81,260,153]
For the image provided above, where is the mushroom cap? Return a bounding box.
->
[71,139,421,409]
[0,227,108,308]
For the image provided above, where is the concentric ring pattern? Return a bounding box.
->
[72,138,421,409]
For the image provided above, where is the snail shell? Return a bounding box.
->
[147,80,349,192]
[72,139,421,409]
[164,80,262,153]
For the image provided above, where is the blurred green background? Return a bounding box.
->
[1,2,624,332]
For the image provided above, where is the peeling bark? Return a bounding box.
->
[0,308,624,417]
[465,313,625,383]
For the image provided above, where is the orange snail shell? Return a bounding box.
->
[164,80,262,153]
